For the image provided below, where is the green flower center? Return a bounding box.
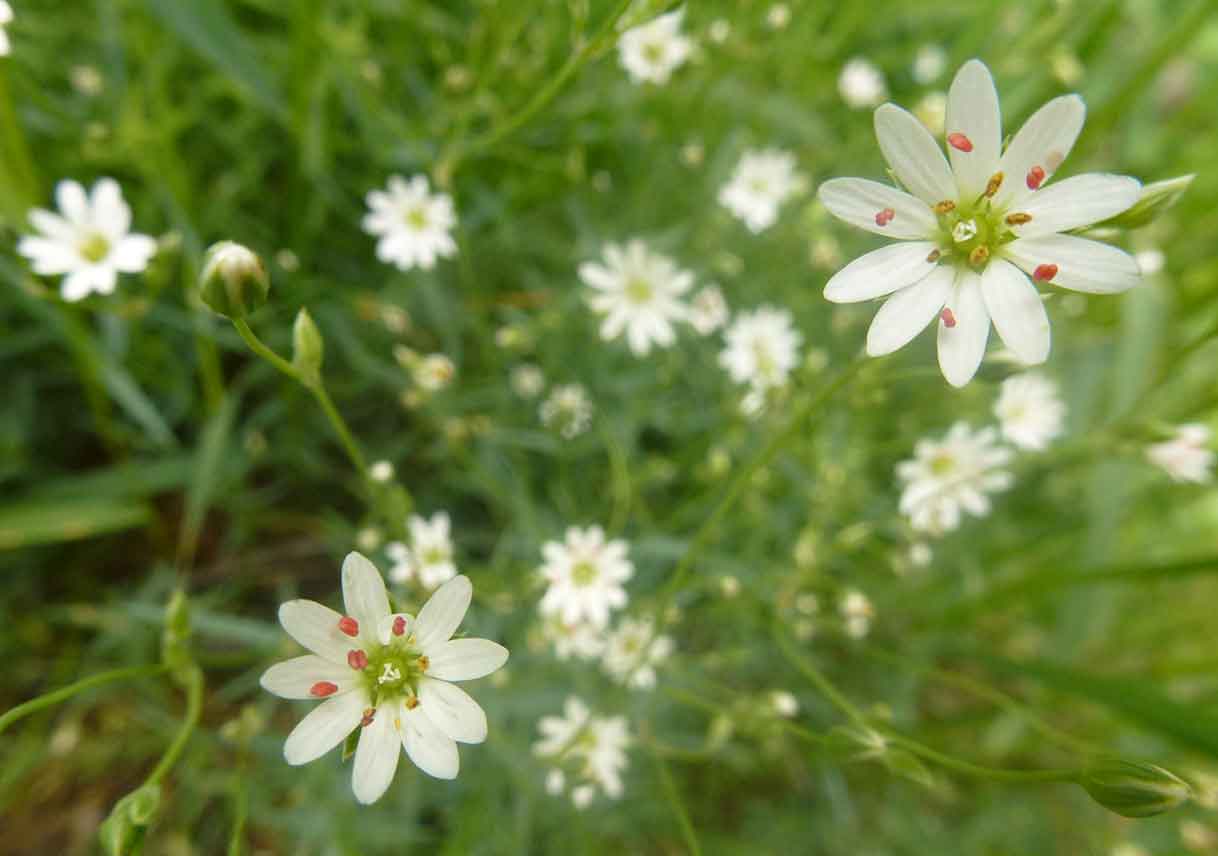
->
[571,560,599,587]
[642,41,666,64]
[404,207,429,230]
[929,453,956,477]
[625,277,654,304]
[932,182,1023,273]
[360,637,429,704]
[78,232,111,263]
[421,546,449,566]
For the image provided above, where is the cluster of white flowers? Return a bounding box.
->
[1146,424,1214,484]
[535,697,631,808]
[386,512,458,590]
[362,175,457,271]
[719,306,802,414]
[617,9,692,86]
[540,383,594,438]
[718,148,807,233]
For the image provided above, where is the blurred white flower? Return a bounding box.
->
[260,555,508,803]
[766,4,791,29]
[912,44,947,84]
[539,525,633,628]
[542,616,606,661]
[913,91,948,137]
[708,18,731,44]
[1136,248,1165,275]
[838,58,887,109]
[18,178,157,301]
[534,697,631,807]
[909,542,933,568]
[897,423,1014,535]
[387,512,458,589]
[688,284,729,335]
[718,148,807,233]
[618,9,692,85]
[540,383,593,438]
[839,589,875,639]
[601,617,674,690]
[580,241,693,356]
[769,690,799,718]
[1109,844,1149,856]
[369,460,395,483]
[70,65,104,96]
[719,306,802,396]
[1147,424,1214,484]
[363,175,457,271]
[545,768,566,795]
[820,59,1142,387]
[510,363,545,399]
[995,372,1065,451]
[0,2,11,56]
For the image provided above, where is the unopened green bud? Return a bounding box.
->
[99,783,161,855]
[1097,174,1194,230]
[198,241,269,319]
[292,308,324,383]
[1080,759,1192,818]
[161,589,193,683]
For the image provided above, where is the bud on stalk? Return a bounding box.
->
[198,241,269,319]
[292,308,324,384]
[1080,759,1192,818]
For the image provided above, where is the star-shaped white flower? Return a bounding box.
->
[819,59,1143,387]
[261,553,508,804]
[994,372,1065,451]
[719,305,803,394]
[387,512,457,590]
[579,241,693,356]
[601,616,673,690]
[718,148,807,233]
[17,178,157,301]
[617,10,692,86]
[1146,424,1214,484]
[538,526,633,629]
[362,175,457,271]
[897,422,1014,535]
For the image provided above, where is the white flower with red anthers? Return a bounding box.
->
[260,553,508,803]
[1146,424,1214,484]
[718,148,807,233]
[362,175,456,271]
[579,241,694,356]
[897,422,1014,535]
[600,617,673,690]
[386,512,457,590]
[819,59,1143,387]
[533,697,631,807]
[994,372,1065,451]
[617,9,692,86]
[17,178,157,301]
[538,525,633,629]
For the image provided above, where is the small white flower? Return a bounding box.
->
[718,148,807,233]
[769,690,799,718]
[541,616,606,661]
[719,575,741,598]
[719,306,802,394]
[533,696,592,758]
[540,383,593,439]
[260,555,509,803]
[534,697,631,807]
[1147,424,1214,484]
[70,65,104,96]
[388,512,458,589]
[708,18,731,44]
[909,542,933,568]
[571,783,597,809]
[579,241,694,356]
[545,768,566,795]
[766,4,791,29]
[618,9,692,85]
[912,44,947,84]
[510,363,545,399]
[839,589,874,639]
[994,372,1065,451]
[17,178,157,301]
[0,2,12,56]
[838,58,887,109]
[601,617,674,690]
[369,460,395,483]
[914,91,948,137]
[688,285,729,335]
[897,422,1014,535]
[1136,248,1165,275]
[539,526,633,629]
[362,175,457,271]
[820,59,1143,387]
[414,354,456,391]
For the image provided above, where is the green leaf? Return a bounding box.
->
[178,395,237,565]
[99,362,177,449]
[0,498,152,550]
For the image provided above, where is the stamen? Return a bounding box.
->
[360,707,376,727]
[952,219,977,243]
[1026,166,1046,190]
[1033,263,1058,282]
[347,649,368,670]
[338,616,360,637]
[309,681,338,698]
[984,172,1004,197]
[926,249,942,263]
[405,696,420,710]
[969,246,990,266]
[417,655,430,673]
[940,308,957,328]
[392,616,407,636]
[874,207,895,227]
[1005,213,1032,226]
[933,200,956,214]
[377,663,402,684]
[947,133,973,152]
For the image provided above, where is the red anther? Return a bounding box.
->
[874,207,895,227]
[392,616,407,637]
[1026,165,1046,190]
[1033,263,1058,282]
[310,681,338,698]
[947,133,973,152]
[347,649,368,670]
[940,308,957,328]
[338,616,360,637]
[360,707,376,727]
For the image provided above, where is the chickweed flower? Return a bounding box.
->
[617,9,691,86]
[601,617,674,690]
[718,149,807,233]
[541,616,606,661]
[838,58,887,109]
[820,59,1143,386]
[539,526,633,629]
[386,512,458,590]
[1146,424,1214,484]
[18,178,157,301]
[540,383,593,439]
[580,241,693,356]
[994,372,1065,451]
[363,175,457,271]
[261,554,508,803]
[510,363,545,399]
[719,306,803,402]
[897,422,1013,535]
[912,44,947,84]
[688,285,729,335]
[534,697,631,807]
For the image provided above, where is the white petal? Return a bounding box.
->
[980,260,1050,365]
[278,599,351,665]
[16,237,77,274]
[352,702,401,804]
[90,178,131,238]
[28,209,75,242]
[865,266,954,356]
[111,234,157,272]
[341,552,390,646]
[818,178,937,240]
[283,690,366,765]
[418,677,488,744]
[946,59,1002,200]
[425,638,509,682]
[55,180,89,224]
[61,266,115,301]
[259,655,355,699]
[414,575,472,650]
[993,94,1085,209]
[874,103,956,205]
[401,701,459,779]
[1006,173,1142,237]
[824,241,940,303]
[937,270,990,388]
[1004,234,1141,294]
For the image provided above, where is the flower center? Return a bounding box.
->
[421,546,449,566]
[571,560,599,587]
[642,41,666,64]
[78,232,111,263]
[358,638,429,703]
[933,185,1016,273]
[404,206,430,230]
[625,277,654,304]
[929,452,956,477]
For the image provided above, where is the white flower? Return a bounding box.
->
[601,617,674,690]
[510,363,545,399]
[579,241,693,356]
[362,175,457,271]
[718,148,807,233]
[541,616,606,661]
[914,91,948,137]
[617,9,692,85]
[769,690,799,718]
[1146,424,1214,484]
[17,178,157,301]
[819,59,1143,387]
[994,372,1065,451]
[909,542,933,568]
[539,525,633,629]
[707,18,731,44]
[545,768,566,795]
[1136,248,1165,275]
[540,383,593,439]
[719,306,802,394]
[260,554,509,803]
[534,697,631,806]
[912,44,947,84]
[839,589,875,639]
[387,512,458,589]
[0,2,13,56]
[688,285,729,335]
[838,58,887,109]
[533,696,592,758]
[766,4,791,29]
[897,422,1014,535]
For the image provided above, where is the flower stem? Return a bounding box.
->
[145,665,205,787]
[773,623,869,726]
[0,664,168,735]
[887,735,1080,785]
[652,750,704,856]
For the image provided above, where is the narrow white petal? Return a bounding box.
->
[946,59,1002,200]
[16,237,77,274]
[425,638,510,682]
[278,599,351,665]
[401,701,459,779]
[874,103,956,205]
[111,234,157,272]
[352,702,402,804]
[993,94,1086,209]
[259,655,354,699]
[1006,173,1142,237]
[55,180,89,224]
[414,575,472,650]
[28,209,76,242]
[283,690,366,765]
[824,241,939,303]
[818,178,937,240]
[341,552,390,646]
[1004,234,1141,294]
[937,270,990,387]
[980,260,1050,365]
[91,178,131,238]
[418,677,489,744]
[865,266,954,356]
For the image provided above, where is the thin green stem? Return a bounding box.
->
[652,749,703,856]
[0,665,168,735]
[228,772,248,856]
[887,736,1080,785]
[231,319,299,380]
[145,666,204,786]
[773,623,868,726]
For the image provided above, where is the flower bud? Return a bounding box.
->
[161,589,193,683]
[1080,759,1192,818]
[292,308,324,383]
[198,241,269,318]
[1099,174,1194,230]
[99,783,161,855]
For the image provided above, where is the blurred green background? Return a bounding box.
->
[3,0,1218,853]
